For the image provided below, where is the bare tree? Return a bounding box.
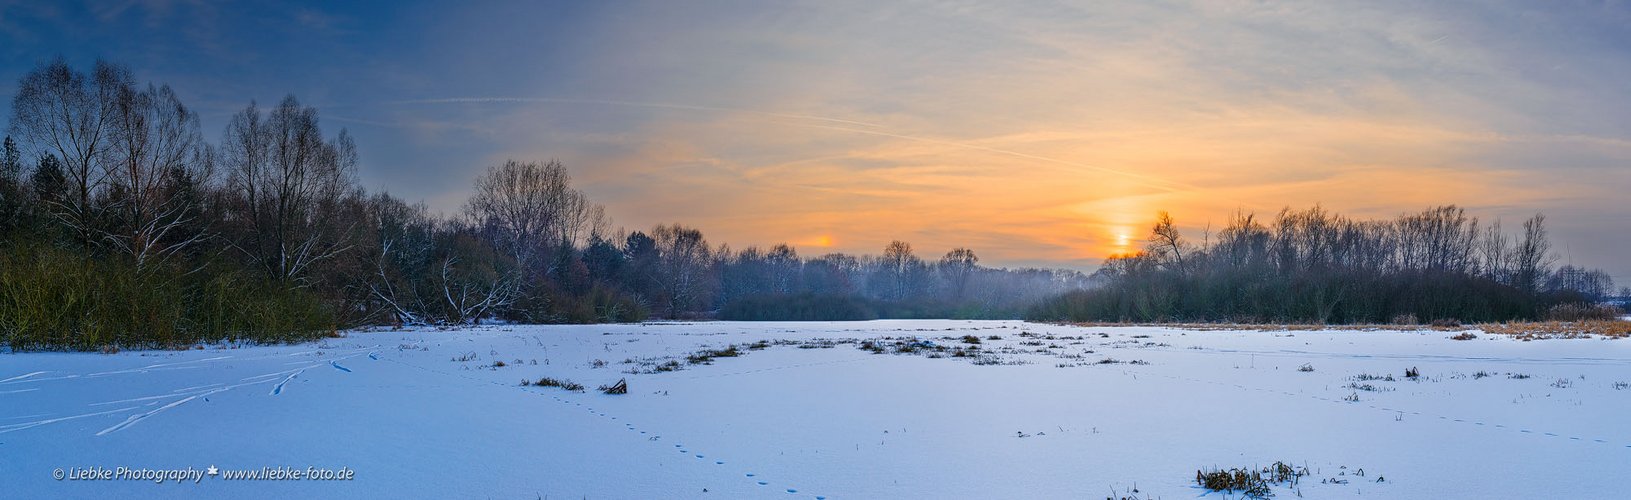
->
[1478,220,1511,284]
[1546,265,1613,301]
[939,247,979,300]
[367,194,439,325]
[1148,211,1187,273]
[878,240,921,301]
[221,95,358,284]
[9,58,132,244]
[436,253,520,324]
[1396,205,1478,274]
[1513,214,1552,293]
[103,83,210,270]
[651,224,714,317]
[464,159,599,270]
[765,243,800,294]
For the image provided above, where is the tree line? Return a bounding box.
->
[0,58,1086,350]
[1027,206,1622,324]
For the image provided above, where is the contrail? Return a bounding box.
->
[389,96,1197,193]
[392,97,885,128]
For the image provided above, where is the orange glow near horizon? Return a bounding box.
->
[504,4,1628,276]
[575,117,1578,270]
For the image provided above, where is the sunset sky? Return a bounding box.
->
[1,1,1627,280]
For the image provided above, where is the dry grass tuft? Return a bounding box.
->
[599,378,628,395]
[528,377,585,392]
[1060,321,1474,332]
[1056,319,1631,340]
[1196,461,1305,498]
[1478,320,1631,340]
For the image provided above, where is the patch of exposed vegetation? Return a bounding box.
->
[1195,461,1306,498]
[686,346,742,364]
[526,377,584,392]
[1353,373,1396,382]
[1479,320,1631,340]
[1346,382,1394,393]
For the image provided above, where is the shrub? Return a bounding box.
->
[0,246,333,350]
[1545,303,1624,322]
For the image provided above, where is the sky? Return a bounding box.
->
[0,0,1627,281]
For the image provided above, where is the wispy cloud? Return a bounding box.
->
[390,97,885,128]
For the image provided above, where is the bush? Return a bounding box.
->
[0,246,333,350]
[1545,303,1624,322]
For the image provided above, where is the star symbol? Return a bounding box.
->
[206,465,218,476]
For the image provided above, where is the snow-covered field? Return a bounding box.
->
[3,320,1628,499]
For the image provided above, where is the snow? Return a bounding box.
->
[3,320,1628,499]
